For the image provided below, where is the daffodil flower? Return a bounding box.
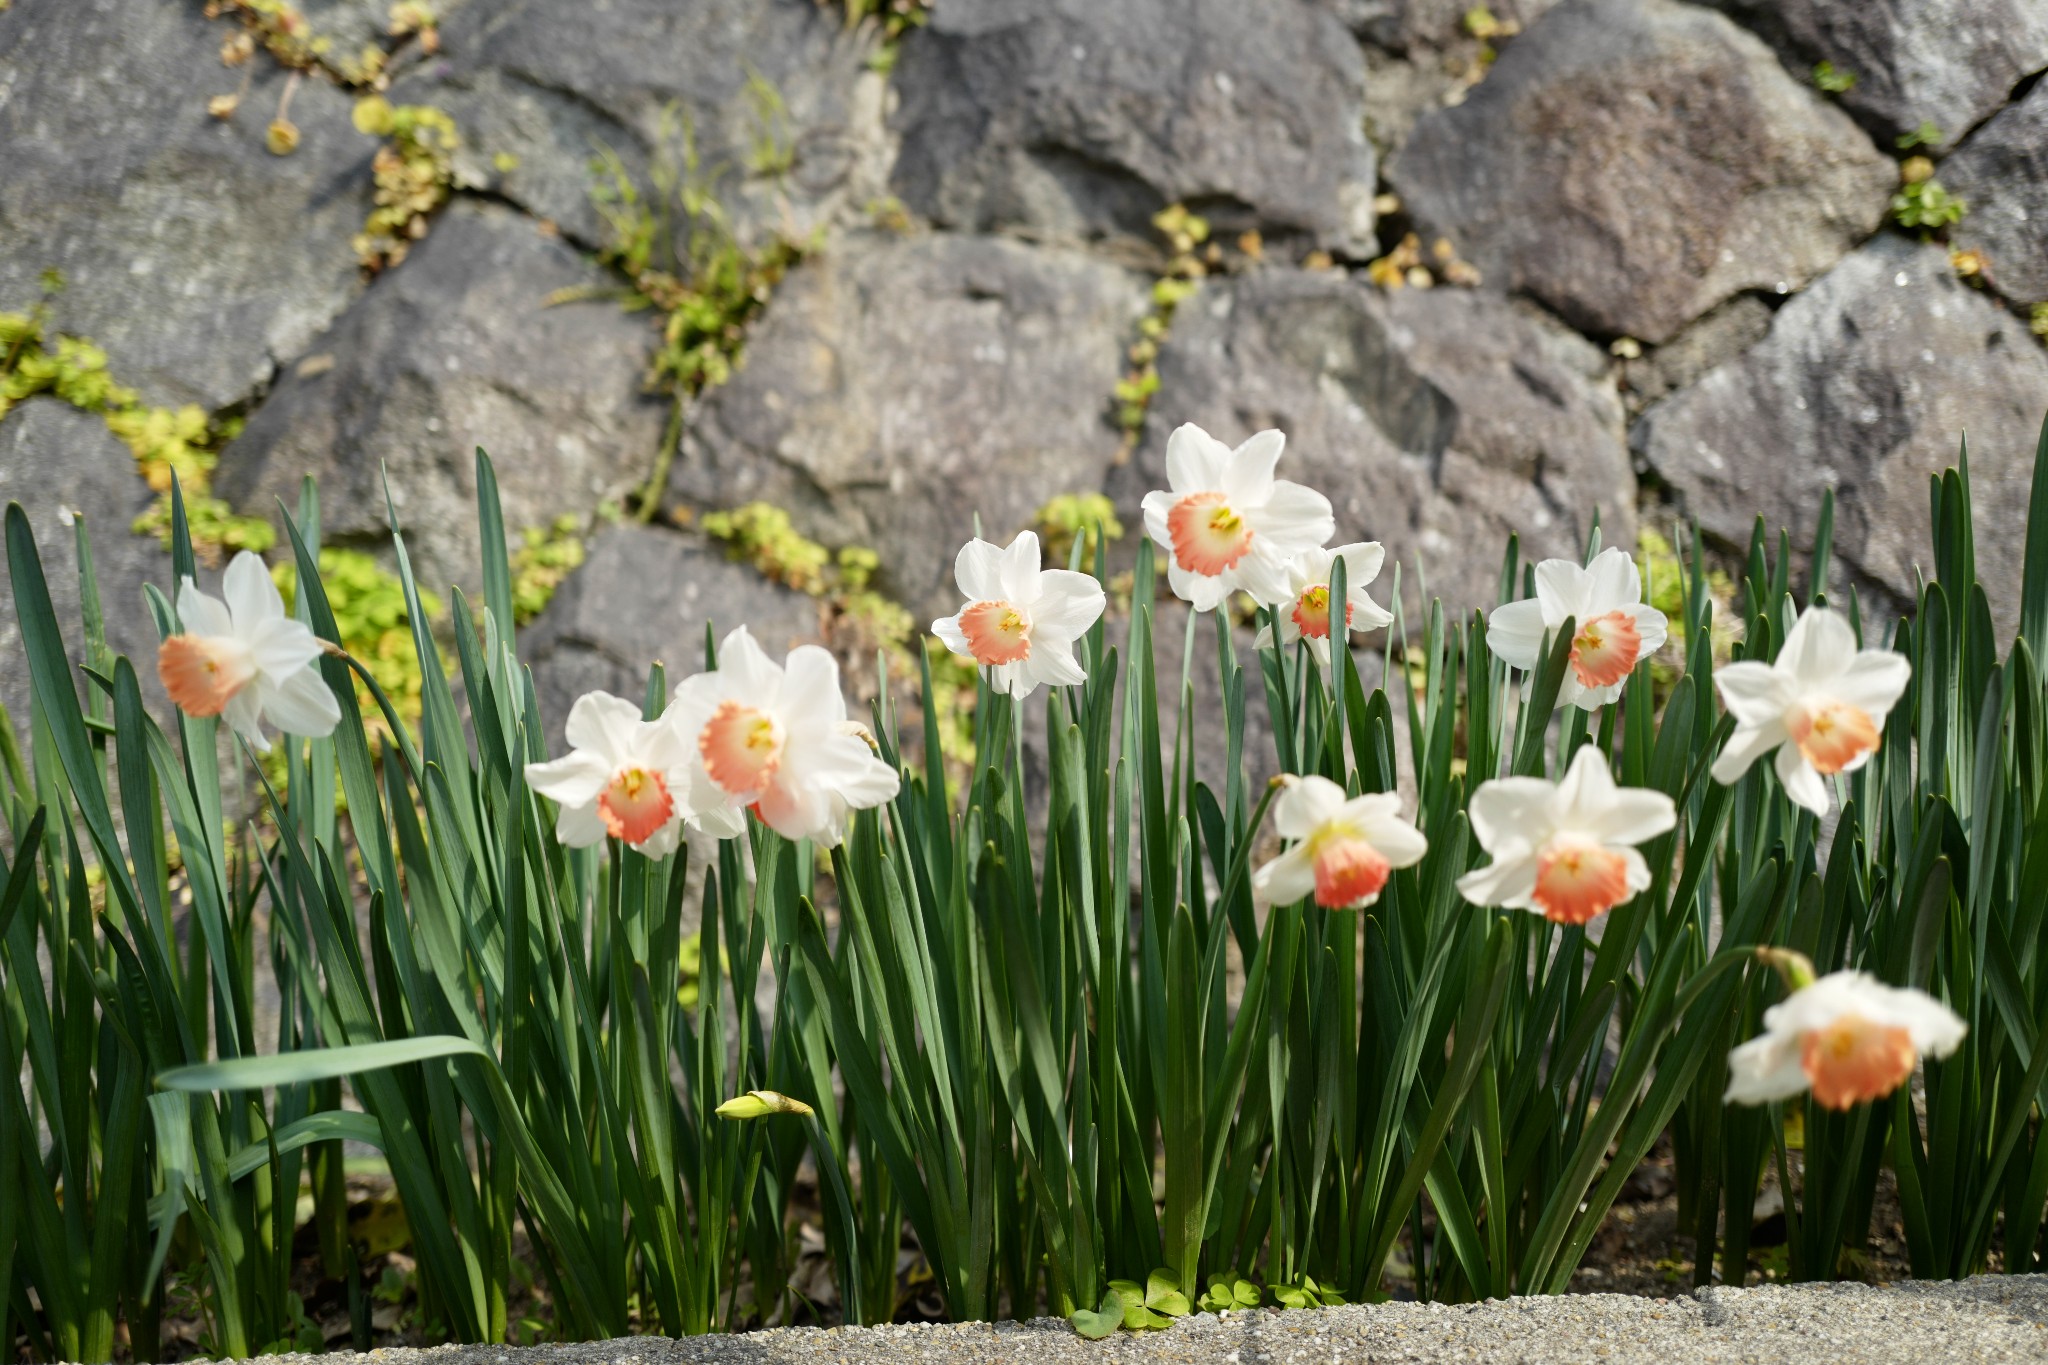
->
[932,530,1106,699]
[1141,423,1335,612]
[1252,774,1428,910]
[1252,543,1394,667]
[1485,547,1669,711]
[525,691,711,858]
[1710,604,1910,815]
[157,550,341,752]
[1458,745,1676,925]
[671,626,900,848]
[1726,968,1965,1111]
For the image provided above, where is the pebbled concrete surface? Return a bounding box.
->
[258,1275,2048,1364]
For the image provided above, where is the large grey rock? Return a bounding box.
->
[215,199,664,596]
[1944,83,2048,305]
[0,401,166,725]
[1704,0,2048,153]
[668,233,1147,622]
[522,523,821,747]
[1635,235,2048,638]
[891,0,1378,255]
[1109,271,1634,621]
[390,0,888,252]
[0,0,370,410]
[1389,0,1893,344]
[1334,0,1562,55]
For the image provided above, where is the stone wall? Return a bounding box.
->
[3,0,2045,731]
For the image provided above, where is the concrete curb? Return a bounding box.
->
[253,1275,2048,1365]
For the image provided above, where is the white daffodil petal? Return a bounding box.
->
[954,537,1007,602]
[932,613,971,656]
[1774,742,1831,815]
[564,691,645,765]
[1252,844,1316,908]
[1251,479,1335,554]
[1831,650,1912,717]
[1222,429,1286,505]
[636,820,685,860]
[1711,716,1789,784]
[716,625,786,703]
[689,802,749,840]
[1232,539,1297,608]
[261,663,341,737]
[1778,606,1856,684]
[176,578,235,638]
[525,749,612,807]
[1029,570,1107,637]
[1027,640,1088,689]
[1466,776,1560,854]
[1583,546,1640,611]
[249,615,324,678]
[1165,423,1232,491]
[1583,784,1678,846]
[1168,560,1230,613]
[1458,852,1540,910]
[1532,559,1587,626]
[1714,660,1793,725]
[1333,542,1385,591]
[1141,489,1177,552]
[780,645,853,732]
[1626,602,1669,657]
[555,799,611,848]
[1890,988,1968,1057]
[1349,590,1394,632]
[1725,1032,1809,1104]
[1362,812,1429,868]
[224,687,269,751]
[1555,744,1612,811]
[223,550,287,627]
[1486,598,1548,671]
[1274,776,1351,839]
[998,530,1043,603]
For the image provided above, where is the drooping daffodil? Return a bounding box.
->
[1726,953,1965,1111]
[157,550,341,752]
[1252,774,1428,911]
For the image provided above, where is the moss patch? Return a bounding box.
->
[1,287,273,563]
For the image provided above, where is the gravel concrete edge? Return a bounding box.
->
[242,1275,2048,1365]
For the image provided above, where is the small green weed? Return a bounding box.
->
[1895,121,1943,150]
[1892,177,1966,232]
[574,106,808,519]
[510,514,588,624]
[836,0,931,72]
[1115,205,1211,443]
[351,97,461,269]
[1033,492,1124,567]
[1812,61,1857,94]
